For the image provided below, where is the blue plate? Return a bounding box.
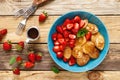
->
[48,11,109,72]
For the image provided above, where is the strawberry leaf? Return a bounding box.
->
[51,66,59,74]
[9,56,16,65]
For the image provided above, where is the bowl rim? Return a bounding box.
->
[48,10,110,72]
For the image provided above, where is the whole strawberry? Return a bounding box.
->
[13,68,20,75]
[3,40,12,51]
[0,29,7,36]
[16,56,22,64]
[23,61,34,69]
[16,41,24,51]
[35,52,42,61]
[28,52,35,63]
[39,11,48,22]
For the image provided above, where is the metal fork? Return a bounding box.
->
[16,5,38,35]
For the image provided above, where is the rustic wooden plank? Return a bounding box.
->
[0,71,120,80]
[0,44,119,70]
[0,0,120,15]
[0,16,120,43]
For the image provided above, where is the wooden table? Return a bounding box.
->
[0,0,120,80]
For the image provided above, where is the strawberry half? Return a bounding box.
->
[16,56,22,64]
[68,56,76,66]
[3,40,12,51]
[53,45,60,53]
[56,26,63,34]
[63,30,70,38]
[79,20,85,29]
[28,52,35,63]
[23,61,34,69]
[69,34,76,40]
[54,40,60,46]
[63,57,69,62]
[52,33,57,41]
[66,23,74,30]
[35,52,42,61]
[85,32,92,41]
[39,11,48,22]
[56,52,63,59]
[73,16,81,23]
[13,68,20,75]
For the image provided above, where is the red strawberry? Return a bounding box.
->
[72,29,78,34]
[16,56,22,64]
[53,45,60,53]
[56,52,63,59]
[85,32,92,41]
[62,25,67,31]
[0,29,7,36]
[69,56,76,66]
[66,23,74,30]
[79,20,85,29]
[39,11,48,22]
[54,40,60,46]
[69,34,76,40]
[63,30,70,38]
[74,23,80,30]
[52,33,57,41]
[3,40,12,51]
[59,44,65,51]
[74,16,81,23]
[65,38,69,42]
[18,41,24,49]
[23,61,34,69]
[28,52,35,63]
[56,26,63,34]
[63,18,71,26]
[69,39,75,48]
[57,33,63,39]
[35,52,42,61]
[58,38,67,46]
[63,57,69,62]
[16,41,24,51]
[13,68,20,75]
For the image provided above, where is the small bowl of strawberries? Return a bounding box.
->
[48,11,109,72]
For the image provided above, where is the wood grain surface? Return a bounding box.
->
[0,0,120,15]
[0,16,120,43]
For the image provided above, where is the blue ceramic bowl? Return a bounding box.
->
[48,11,109,72]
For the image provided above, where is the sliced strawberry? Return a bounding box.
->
[63,57,69,62]
[23,61,34,69]
[56,26,63,34]
[69,34,76,40]
[74,16,81,23]
[66,23,74,30]
[16,56,22,64]
[28,52,35,63]
[62,25,67,31]
[52,33,57,41]
[63,30,70,38]
[59,45,65,51]
[72,29,78,34]
[79,20,85,29]
[63,18,71,26]
[58,38,66,45]
[53,45,60,53]
[85,32,92,41]
[13,68,20,75]
[0,29,7,36]
[56,52,63,59]
[65,38,69,42]
[57,33,63,39]
[74,23,80,30]
[54,40,60,46]
[69,39,75,48]
[68,56,76,66]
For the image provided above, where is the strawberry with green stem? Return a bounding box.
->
[3,40,12,51]
[39,11,48,22]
